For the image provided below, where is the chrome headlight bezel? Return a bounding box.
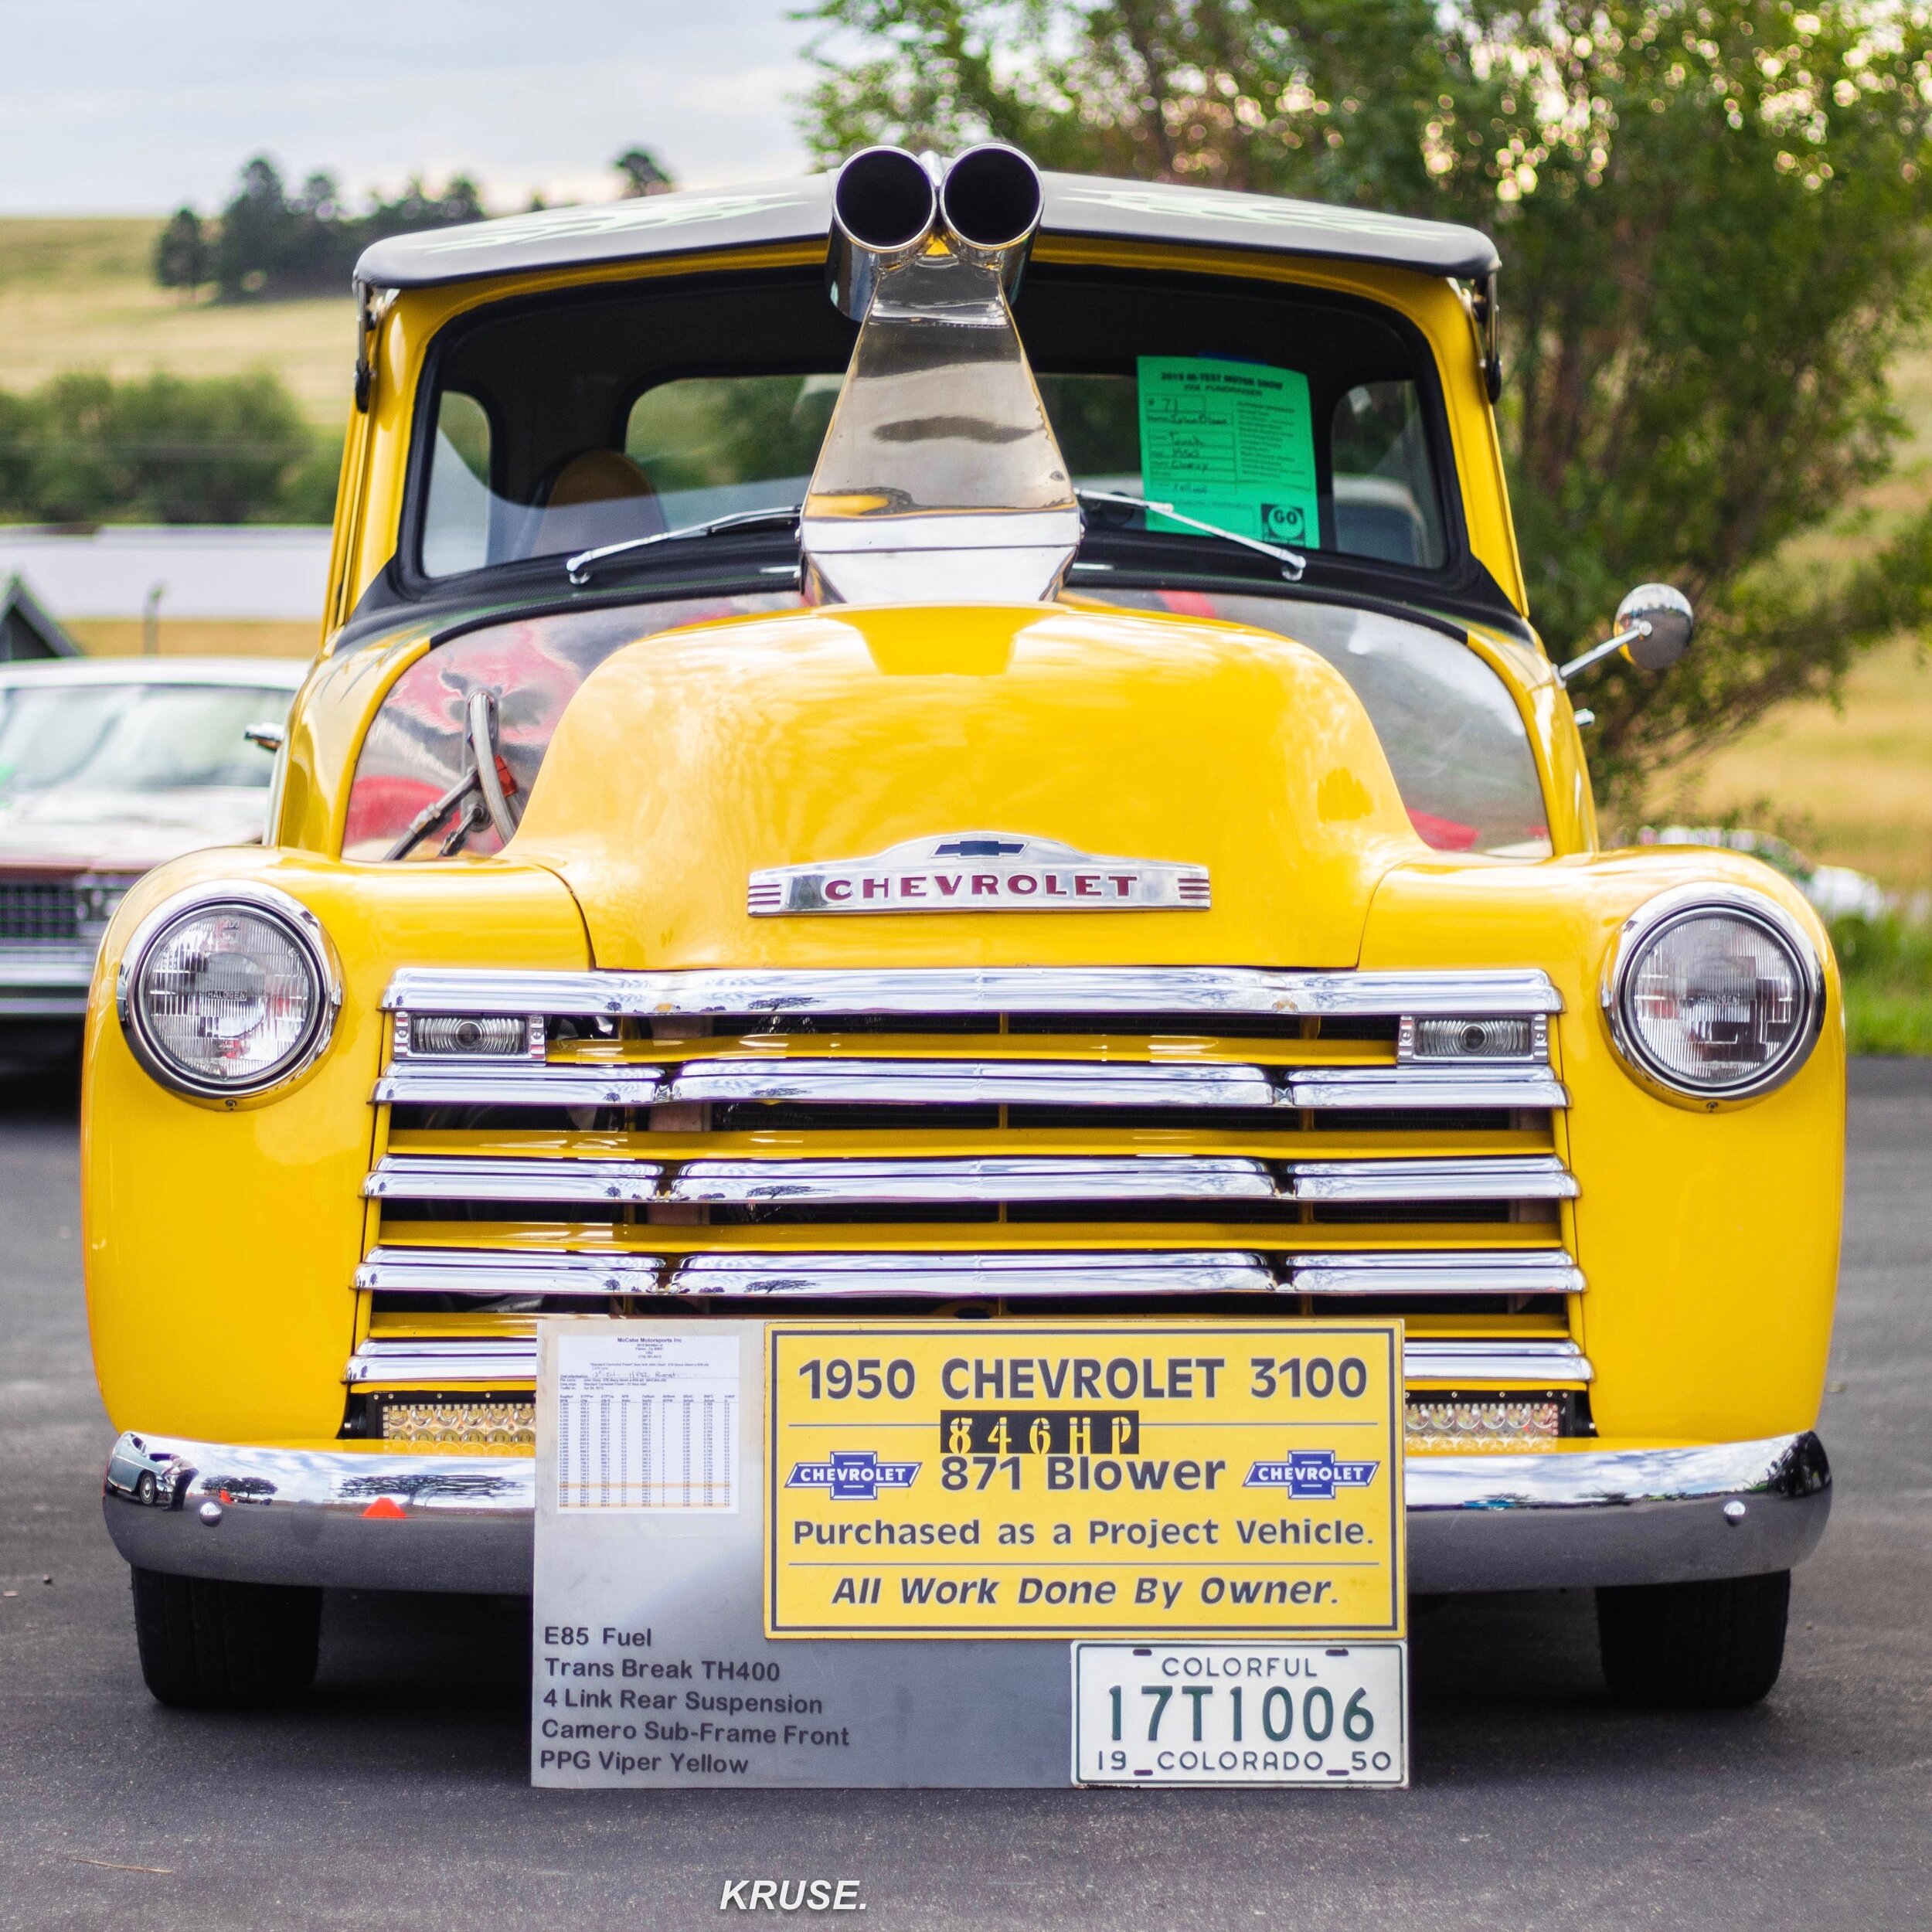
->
[116,882,342,1100]
[1601,883,1825,1105]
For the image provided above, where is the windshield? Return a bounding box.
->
[0,683,290,794]
[413,267,1453,580]
[342,596,1547,862]
[1078,591,1549,855]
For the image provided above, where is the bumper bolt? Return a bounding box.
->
[198,1501,224,1526]
[1722,1499,1747,1525]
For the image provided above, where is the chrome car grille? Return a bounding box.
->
[0,874,133,1016]
[0,879,80,943]
[351,966,1589,1405]
[0,873,131,949]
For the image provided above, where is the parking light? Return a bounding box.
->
[409,1014,526,1056]
[1402,1016,1540,1060]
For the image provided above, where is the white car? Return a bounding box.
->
[0,658,307,1065]
[1643,825,1887,923]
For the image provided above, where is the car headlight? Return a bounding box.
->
[117,884,339,1097]
[1603,886,1824,1102]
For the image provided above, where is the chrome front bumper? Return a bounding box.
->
[0,943,95,1019]
[102,1430,1832,1597]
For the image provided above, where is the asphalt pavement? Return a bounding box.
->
[2,1062,1927,1931]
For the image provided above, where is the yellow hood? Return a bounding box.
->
[509,602,1422,969]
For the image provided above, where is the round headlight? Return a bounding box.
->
[1604,886,1823,1101]
[118,885,338,1097]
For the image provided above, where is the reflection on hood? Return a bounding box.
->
[0,787,268,872]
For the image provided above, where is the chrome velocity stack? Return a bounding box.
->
[801,143,1081,606]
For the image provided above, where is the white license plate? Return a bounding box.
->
[1072,1641,1407,1787]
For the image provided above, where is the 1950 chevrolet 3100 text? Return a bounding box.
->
[86,146,1838,1718]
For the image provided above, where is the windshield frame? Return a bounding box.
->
[372,263,1526,643]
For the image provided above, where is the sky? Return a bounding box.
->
[0,0,825,214]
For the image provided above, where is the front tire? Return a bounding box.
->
[1597,1570,1791,1709]
[130,1566,321,1709]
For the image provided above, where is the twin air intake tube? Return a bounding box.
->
[807,144,1080,607]
[825,142,1044,321]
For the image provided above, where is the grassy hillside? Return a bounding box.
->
[0,217,352,427]
[3,216,1928,899]
[1666,636,1932,902]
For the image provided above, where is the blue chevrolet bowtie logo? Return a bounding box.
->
[1243,1451,1380,1499]
[933,838,1026,857]
[785,1450,921,1502]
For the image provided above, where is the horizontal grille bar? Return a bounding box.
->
[1284,1251,1586,1296]
[1282,1067,1566,1109]
[669,1155,1274,1204]
[671,1059,1278,1107]
[368,1158,666,1204]
[1404,1340,1592,1383]
[1285,1157,1577,1202]
[678,1252,1277,1298]
[346,1338,546,1385]
[355,1245,1581,1301]
[371,1060,1566,1111]
[372,1064,666,1107]
[382,964,1563,1020]
[345,1331,1593,1387]
[355,1250,666,1295]
[365,1152,1575,1208]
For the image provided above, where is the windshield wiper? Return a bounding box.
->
[1076,489,1305,583]
[565,505,801,587]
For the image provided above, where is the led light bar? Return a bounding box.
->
[373,1398,536,1447]
[1404,1396,1564,1451]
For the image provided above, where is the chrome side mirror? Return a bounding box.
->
[1614,583,1695,670]
[1560,583,1695,684]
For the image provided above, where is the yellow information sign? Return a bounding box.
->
[765,1321,1404,1639]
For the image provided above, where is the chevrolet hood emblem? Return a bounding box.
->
[748,832,1210,917]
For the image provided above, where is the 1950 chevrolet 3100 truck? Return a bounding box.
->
[87,145,1838,1717]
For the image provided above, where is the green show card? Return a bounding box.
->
[1136,355,1319,548]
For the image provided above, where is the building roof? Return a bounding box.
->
[0,526,331,622]
[355,171,1501,292]
[0,573,81,660]
[0,655,307,690]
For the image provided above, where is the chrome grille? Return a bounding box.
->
[0,873,131,952]
[353,966,1586,1399]
[0,879,79,943]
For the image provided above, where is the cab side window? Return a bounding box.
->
[1328,383,1444,568]
[421,391,493,577]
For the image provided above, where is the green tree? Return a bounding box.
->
[154,207,209,300]
[184,156,491,301]
[366,173,487,232]
[213,155,300,298]
[20,373,121,522]
[614,146,675,196]
[0,370,325,524]
[801,1,1932,813]
[105,371,315,522]
[0,389,43,515]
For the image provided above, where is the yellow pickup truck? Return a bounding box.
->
[87,145,1838,1717]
